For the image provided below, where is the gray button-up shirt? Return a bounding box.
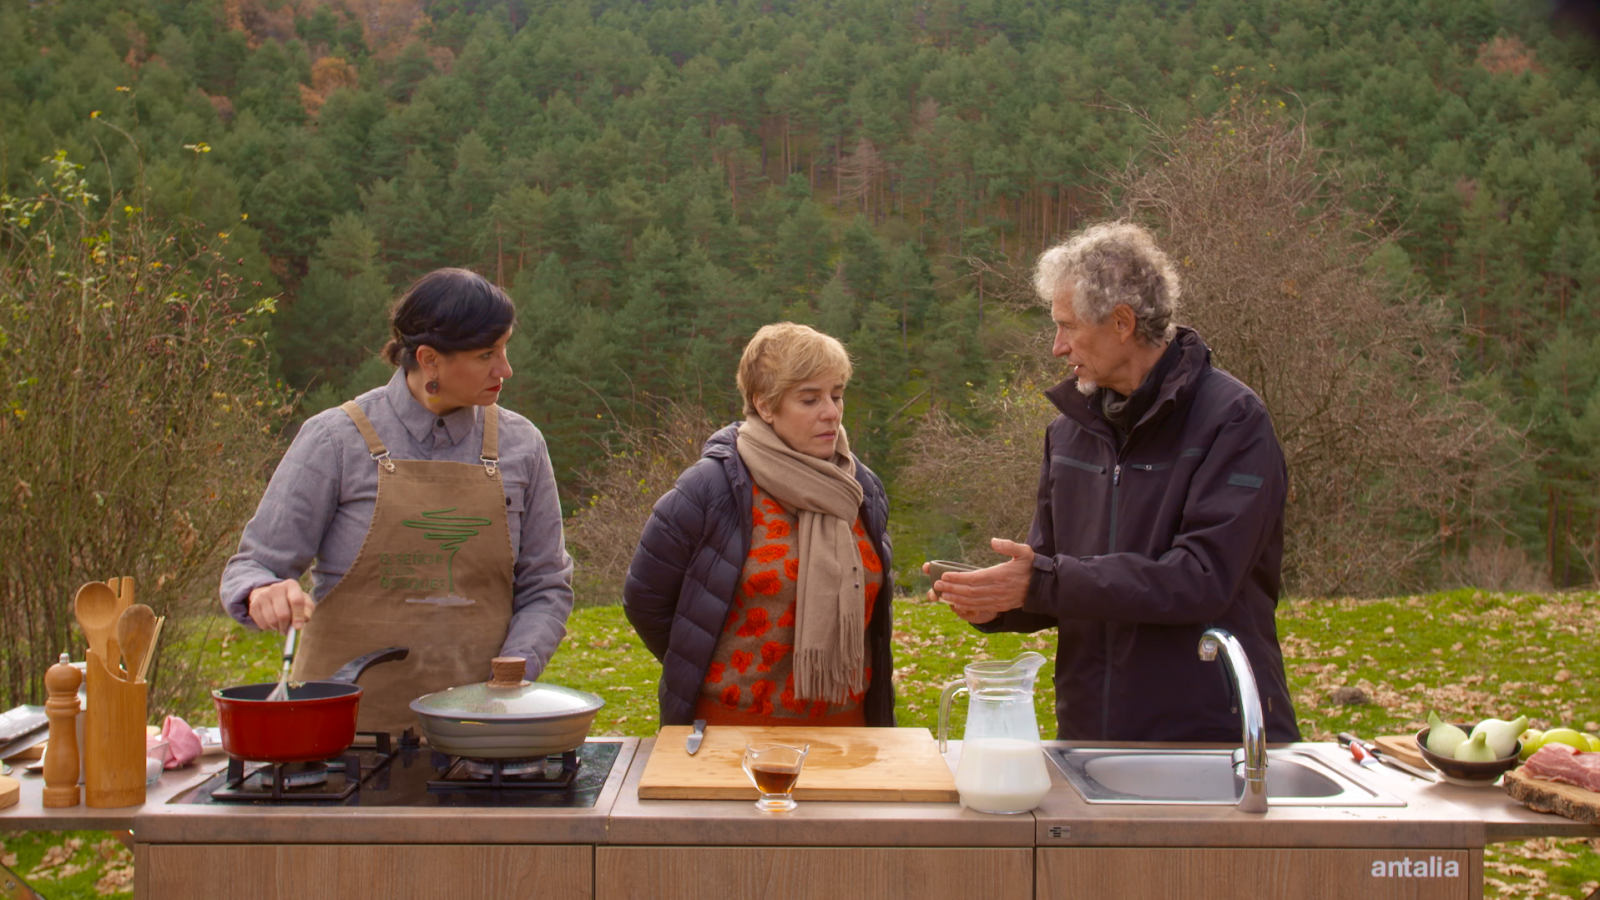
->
[220,370,574,678]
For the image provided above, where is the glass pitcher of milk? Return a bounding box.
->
[937,651,1051,814]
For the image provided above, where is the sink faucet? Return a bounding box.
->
[1198,628,1268,813]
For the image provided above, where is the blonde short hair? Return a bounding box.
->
[1034,221,1181,345]
[737,323,853,418]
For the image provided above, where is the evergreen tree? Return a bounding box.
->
[840,214,886,302]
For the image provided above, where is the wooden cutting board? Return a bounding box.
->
[637,725,959,802]
[0,774,18,810]
[1503,768,1600,825]
[1374,734,1429,771]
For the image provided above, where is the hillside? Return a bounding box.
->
[3,0,1599,590]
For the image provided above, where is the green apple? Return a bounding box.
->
[1518,728,1545,760]
[1539,727,1589,750]
[1584,733,1600,752]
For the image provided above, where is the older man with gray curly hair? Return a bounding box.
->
[929,221,1301,743]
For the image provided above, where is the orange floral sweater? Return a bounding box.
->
[695,483,883,726]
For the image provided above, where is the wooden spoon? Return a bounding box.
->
[117,605,157,683]
[73,581,120,663]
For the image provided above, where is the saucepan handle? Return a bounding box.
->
[327,647,410,684]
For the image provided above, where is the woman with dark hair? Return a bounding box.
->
[221,268,574,735]
[623,322,896,728]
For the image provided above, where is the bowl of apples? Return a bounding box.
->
[1416,711,1524,787]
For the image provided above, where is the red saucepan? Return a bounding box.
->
[212,646,409,763]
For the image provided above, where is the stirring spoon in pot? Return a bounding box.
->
[266,626,298,702]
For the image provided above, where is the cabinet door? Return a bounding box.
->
[598,847,1032,900]
[1040,848,1479,900]
[136,844,592,900]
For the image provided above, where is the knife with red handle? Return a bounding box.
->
[1339,732,1438,781]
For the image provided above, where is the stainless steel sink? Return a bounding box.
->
[1047,747,1406,807]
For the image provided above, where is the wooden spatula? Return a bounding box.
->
[111,576,134,616]
[117,605,157,683]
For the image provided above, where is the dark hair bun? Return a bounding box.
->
[386,268,516,371]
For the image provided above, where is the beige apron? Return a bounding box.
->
[291,401,516,734]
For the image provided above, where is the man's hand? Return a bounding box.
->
[248,579,314,633]
[927,538,1035,624]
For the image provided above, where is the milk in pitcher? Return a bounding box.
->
[954,737,1051,813]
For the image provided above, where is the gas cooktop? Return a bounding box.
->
[172,737,623,809]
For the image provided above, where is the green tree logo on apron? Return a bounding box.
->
[402,508,493,594]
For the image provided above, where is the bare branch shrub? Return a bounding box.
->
[0,151,291,711]
[563,402,721,605]
[1114,103,1529,593]
[898,370,1055,563]
[904,103,1531,595]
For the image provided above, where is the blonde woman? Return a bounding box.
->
[624,323,895,727]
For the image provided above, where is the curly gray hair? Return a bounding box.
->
[1033,222,1181,345]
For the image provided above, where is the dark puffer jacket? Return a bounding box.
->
[980,328,1301,743]
[624,425,896,727]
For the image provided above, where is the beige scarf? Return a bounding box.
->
[736,417,867,704]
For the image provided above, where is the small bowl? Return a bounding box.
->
[1416,726,1521,787]
[926,560,979,600]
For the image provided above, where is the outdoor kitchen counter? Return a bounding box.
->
[128,738,639,844]
[603,736,1032,847]
[1032,740,1486,849]
[595,736,1036,900]
[1412,776,1600,842]
[0,762,215,831]
[1028,741,1490,900]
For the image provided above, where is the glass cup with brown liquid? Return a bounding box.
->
[741,742,809,812]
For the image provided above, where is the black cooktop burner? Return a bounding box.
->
[177,739,621,809]
[211,732,395,803]
[427,749,581,792]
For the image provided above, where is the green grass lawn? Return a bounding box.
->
[6,590,1599,898]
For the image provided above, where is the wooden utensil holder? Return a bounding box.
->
[84,648,147,808]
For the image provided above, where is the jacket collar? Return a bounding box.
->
[1044,327,1212,438]
[382,368,478,447]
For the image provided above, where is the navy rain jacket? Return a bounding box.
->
[981,328,1301,743]
[624,425,896,727]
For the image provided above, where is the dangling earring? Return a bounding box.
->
[425,378,440,395]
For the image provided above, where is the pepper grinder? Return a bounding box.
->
[43,651,83,807]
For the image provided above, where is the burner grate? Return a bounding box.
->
[427,749,582,792]
[211,732,395,803]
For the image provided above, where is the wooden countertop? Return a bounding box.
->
[130,739,638,844]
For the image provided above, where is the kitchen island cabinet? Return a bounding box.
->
[1031,742,1492,900]
[13,736,1600,900]
[136,844,591,900]
[1038,848,1477,900]
[598,737,1035,900]
[126,739,639,900]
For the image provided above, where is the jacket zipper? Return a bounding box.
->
[1102,461,1122,739]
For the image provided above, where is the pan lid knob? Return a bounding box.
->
[488,657,528,689]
